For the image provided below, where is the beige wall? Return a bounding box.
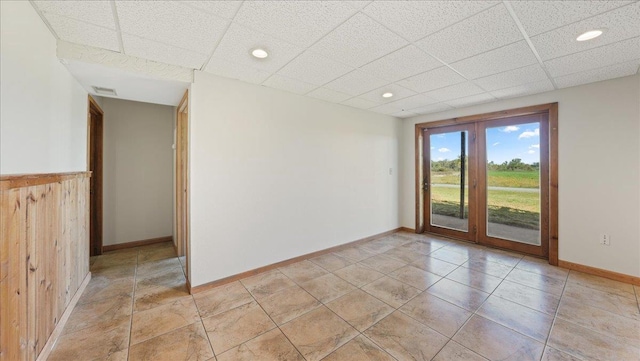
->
[189,71,402,287]
[102,98,174,246]
[401,75,640,277]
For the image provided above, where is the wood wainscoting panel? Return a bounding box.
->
[0,172,90,361]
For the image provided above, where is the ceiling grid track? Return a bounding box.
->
[28,0,60,40]
[110,0,124,53]
[502,0,558,90]
[199,0,245,72]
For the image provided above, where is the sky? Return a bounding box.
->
[430,122,541,164]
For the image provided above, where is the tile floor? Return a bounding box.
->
[48,232,640,361]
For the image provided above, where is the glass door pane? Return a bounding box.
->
[485,122,541,245]
[429,130,469,232]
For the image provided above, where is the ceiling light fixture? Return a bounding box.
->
[382,92,394,98]
[251,48,269,59]
[92,86,117,96]
[576,29,603,41]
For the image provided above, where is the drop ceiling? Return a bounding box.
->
[32,0,640,117]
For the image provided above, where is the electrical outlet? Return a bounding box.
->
[599,234,611,246]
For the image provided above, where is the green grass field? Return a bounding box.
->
[432,170,539,188]
[431,186,540,230]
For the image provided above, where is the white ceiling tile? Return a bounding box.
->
[490,79,555,99]
[309,13,408,68]
[510,0,634,37]
[204,58,271,85]
[277,51,353,86]
[423,82,485,102]
[531,2,640,61]
[544,37,640,77]
[233,1,359,47]
[411,103,454,115]
[182,1,242,19]
[34,0,115,29]
[415,4,523,63]
[123,34,208,69]
[210,23,303,73]
[358,45,442,82]
[356,84,417,104]
[450,41,537,79]
[363,1,498,41]
[341,97,380,109]
[324,69,390,96]
[392,110,419,118]
[379,93,439,111]
[116,1,229,53]
[399,67,467,93]
[475,64,549,91]
[44,13,120,51]
[307,88,352,103]
[445,93,495,108]
[262,74,317,95]
[554,60,640,89]
[369,103,405,115]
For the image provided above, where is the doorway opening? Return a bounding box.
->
[175,90,190,284]
[88,95,104,256]
[415,103,558,264]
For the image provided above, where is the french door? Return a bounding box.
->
[419,105,557,259]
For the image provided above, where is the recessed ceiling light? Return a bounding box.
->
[251,48,268,59]
[382,92,394,98]
[576,29,603,41]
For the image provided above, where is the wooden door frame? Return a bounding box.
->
[87,95,104,256]
[415,103,559,265]
[175,90,190,283]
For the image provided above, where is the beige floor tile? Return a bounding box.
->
[365,311,448,361]
[136,266,185,292]
[334,263,384,287]
[138,243,176,264]
[516,257,569,281]
[427,278,489,312]
[411,257,459,276]
[134,277,191,312]
[397,240,438,255]
[193,281,254,318]
[136,258,182,278]
[63,294,132,334]
[359,239,397,254]
[446,267,503,293]
[493,280,560,315]
[361,276,421,308]
[431,249,470,265]
[382,246,424,263]
[323,335,395,361]
[216,328,304,361]
[257,285,321,325]
[91,263,137,281]
[326,289,394,332]
[131,296,200,345]
[461,258,513,278]
[567,271,636,299]
[129,322,213,361]
[279,260,329,284]
[432,341,488,361]
[280,306,358,361]
[548,318,640,361]
[91,252,138,271]
[300,273,356,303]
[453,315,544,361]
[474,249,523,267]
[562,282,640,320]
[202,301,275,354]
[334,246,377,262]
[477,296,554,342]
[359,254,407,274]
[388,265,441,290]
[309,253,354,272]
[557,296,640,345]
[241,270,296,300]
[49,315,130,361]
[78,275,134,305]
[399,292,472,337]
[541,346,583,361]
[505,268,566,296]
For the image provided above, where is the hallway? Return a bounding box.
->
[48,233,640,360]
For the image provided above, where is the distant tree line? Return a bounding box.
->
[431,157,539,172]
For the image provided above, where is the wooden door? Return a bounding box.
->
[88,96,103,256]
[175,91,189,281]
